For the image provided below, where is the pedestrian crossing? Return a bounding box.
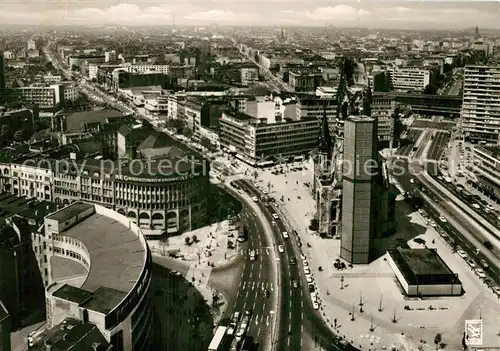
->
[239,280,274,292]
[238,247,273,256]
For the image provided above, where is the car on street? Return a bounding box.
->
[289,257,296,265]
[304,267,311,275]
[466,259,476,268]
[410,178,414,184]
[475,268,486,278]
[439,216,447,223]
[300,254,306,260]
[232,312,241,323]
[303,260,309,267]
[308,284,315,292]
[480,259,489,268]
[487,204,494,210]
[263,189,269,195]
[292,280,299,288]
[310,292,317,302]
[457,250,468,258]
[249,250,256,261]
[245,309,253,317]
[272,213,279,220]
[429,220,437,227]
[313,302,320,310]
[282,231,289,239]
[278,245,284,253]
[305,275,313,283]
[251,196,258,202]
[472,203,480,209]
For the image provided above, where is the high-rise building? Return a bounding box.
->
[0,52,5,89]
[27,38,36,51]
[340,116,379,264]
[461,65,500,144]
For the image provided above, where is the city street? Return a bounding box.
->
[235,179,353,351]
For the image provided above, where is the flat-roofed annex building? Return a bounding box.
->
[387,247,462,297]
[31,202,153,350]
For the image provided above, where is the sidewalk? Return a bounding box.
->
[148,220,239,322]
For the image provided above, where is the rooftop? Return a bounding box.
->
[49,203,145,313]
[0,192,36,225]
[30,318,109,351]
[389,247,460,285]
[64,109,123,133]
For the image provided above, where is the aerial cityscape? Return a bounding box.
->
[0,1,499,351]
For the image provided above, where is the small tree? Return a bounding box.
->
[192,235,198,243]
[434,333,442,350]
[185,237,191,246]
[182,126,193,138]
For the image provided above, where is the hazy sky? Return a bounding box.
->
[0,1,498,29]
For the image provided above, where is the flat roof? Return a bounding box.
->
[65,109,123,133]
[46,202,93,223]
[389,247,460,285]
[50,204,145,313]
[30,318,109,351]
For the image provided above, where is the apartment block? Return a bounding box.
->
[389,67,430,92]
[461,65,500,144]
[371,92,396,147]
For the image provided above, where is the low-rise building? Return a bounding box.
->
[387,247,462,297]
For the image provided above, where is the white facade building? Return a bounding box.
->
[461,65,500,144]
[389,67,431,92]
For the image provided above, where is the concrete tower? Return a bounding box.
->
[340,115,379,264]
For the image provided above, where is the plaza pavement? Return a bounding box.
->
[149,220,239,323]
[235,158,500,351]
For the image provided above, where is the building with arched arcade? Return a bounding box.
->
[0,150,210,237]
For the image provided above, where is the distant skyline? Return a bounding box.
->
[0,1,498,29]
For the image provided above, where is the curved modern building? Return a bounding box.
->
[2,152,210,236]
[30,202,153,350]
[113,156,210,235]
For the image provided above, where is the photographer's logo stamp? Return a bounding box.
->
[465,319,482,346]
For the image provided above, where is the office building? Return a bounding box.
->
[371,92,396,147]
[388,67,431,92]
[461,65,500,144]
[341,116,379,264]
[296,97,337,132]
[289,70,323,93]
[28,202,154,350]
[2,132,210,237]
[219,111,319,164]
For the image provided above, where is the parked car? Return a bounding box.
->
[278,245,285,253]
[457,250,468,258]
